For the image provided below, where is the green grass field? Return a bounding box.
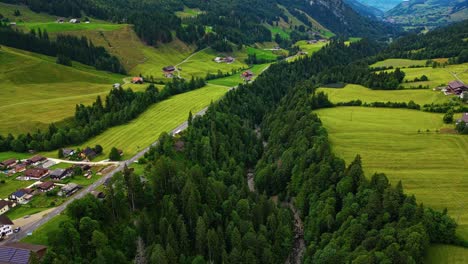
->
[371,59,427,68]
[0,46,126,135]
[43,84,229,159]
[22,214,70,245]
[0,174,31,199]
[265,24,290,40]
[425,244,468,264]
[317,84,451,105]
[295,40,327,55]
[19,21,125,33]
[315,107,468,240]
[246,47,282,61]
[208,63,271,87]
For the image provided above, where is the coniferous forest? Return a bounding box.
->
[37,39,463,263]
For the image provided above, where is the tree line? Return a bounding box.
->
[0,78,205,153]
[0,22,125,73]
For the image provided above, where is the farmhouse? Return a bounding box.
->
[50,168,72,180]
[69,18,80,23]
[307,40,318,44]
[37,181,55,192]
[24,168,49,180]
[163,66,176,78]
[56,17,65,23]
[1,158,17,169]
[62,148,75,157]
[241,70,254,82]
[131,77,144,84]
[0,215,14,238]
[113,83,121,89]
[0,242,48,263]
[60,183,81,197]
[444,80,468,95]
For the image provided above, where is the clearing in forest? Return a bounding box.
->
[315,107,468,240]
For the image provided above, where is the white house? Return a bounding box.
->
[0,200,11,215]
[0,215,14,238]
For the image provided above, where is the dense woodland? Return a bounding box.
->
[0,23,125,73]
[383,20,468,62]
[37,39,463,263]
[0,78,205,153]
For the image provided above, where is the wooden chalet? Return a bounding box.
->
[37,181,55,192]
[444,81,468,95]
[0,159,17,169]
[241,70,254,82]
[131,77,144,84]
[24,168,49,180]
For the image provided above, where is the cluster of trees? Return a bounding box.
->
[0,78,205,153]
[384,20,468,61]
[0,23,125,73]
[337,100,421,110]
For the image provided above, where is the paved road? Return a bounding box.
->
[4,108,208,243]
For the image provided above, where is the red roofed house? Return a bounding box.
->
[444,81,468,95]
[24,168,49,180]
[27,155,47,166]
[241,70,254,82]
[131,77,144,84]
[0,159,17,169]
[37,181,55,192]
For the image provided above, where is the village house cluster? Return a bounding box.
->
[56,17,90,24]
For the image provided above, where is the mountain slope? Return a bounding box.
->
[344,0,385,18]
[356,0,403,11]
[279,0,399,39]
[386,0,468,27]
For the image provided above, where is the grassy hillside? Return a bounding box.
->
[208,63,271,87]
[44,84,229,159]
[0,46,125,135]
[295,40,328,55]
[371,60,468,89]
[316,107,468,240]
[318,84,450,105]
[0,2,55,22]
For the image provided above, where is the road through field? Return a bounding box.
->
[1,107,208,244]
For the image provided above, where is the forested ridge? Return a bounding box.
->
[0,22,125,73]
[38,39,463,263]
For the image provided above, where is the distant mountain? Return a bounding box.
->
[385,0,468,27]
[355,0,403,11]
[280,0,399,38]
[344,0,385,18]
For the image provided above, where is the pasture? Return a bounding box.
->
[317,84,451,105]
[50,84,229,159]
[175,6,203,18]
[246,47,283,61]
[295,40,327,55]
[19,21,125,33]
[425,244,468,264]
[315,107,468,240]
[371,60,468,89]
[0,46,125,135]
[371,59,426,68]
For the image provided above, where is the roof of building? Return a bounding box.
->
[20,188,34,194]
[0,215,13,225]
[1,158,17,166]
[12,190,26,198]
[50,169,66,177]
[61,183,80,193]
[24,168,49,178]
[163,66,175,72]
[38,181,54,190]
[83,147,97,157]
[62,148,74,156]
[448,80,466,89]
[28,155,46,163]
[0,243,47,264]
[0,200,11,209]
